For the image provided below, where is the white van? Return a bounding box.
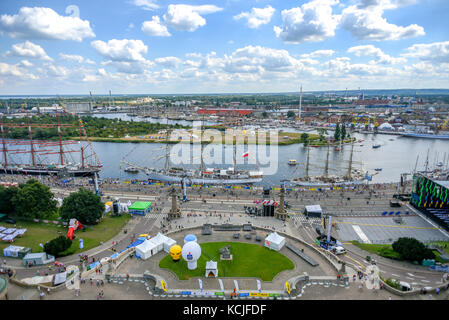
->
[332,246,347,255]
[399,281,412,292]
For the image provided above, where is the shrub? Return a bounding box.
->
[392,237,435,263]
[385,278,401,290]
[44,236,72,257]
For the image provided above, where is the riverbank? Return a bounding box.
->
[71,132,320,146]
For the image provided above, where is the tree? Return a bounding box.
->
[341,123,346,141]
[60,188,104,225]
[262,112,268,118]
[0,185,19,214]
[44,236,72,257]
[12,179,57,219]
[334,123,340,142]
[287,111,296,118]
[300,133,309,146]
[392,237,435,263]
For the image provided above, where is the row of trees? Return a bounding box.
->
[334,123,348,142]
[1,114,186,140]
[1,179,104,225]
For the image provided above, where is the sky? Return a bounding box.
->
[0,0,449,95]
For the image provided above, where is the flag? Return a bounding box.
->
[257,279,261,293]
[219,279,224,293]
[198,279,203,292]
[242,152,249,158]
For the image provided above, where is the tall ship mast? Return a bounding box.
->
[291,138,369,187]
[123,118,263,185]
[0,106,102,177]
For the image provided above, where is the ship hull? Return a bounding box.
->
[1,166,100,177]
[400,133,449,139]
[291,178,367,187]
[147,171,262,185]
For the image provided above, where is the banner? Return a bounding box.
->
[198,279,203,292]
[249,292,270,297]
[256,279,261,293]
[233,280,239,293]
[218,279,224,293]
[285,282,291,295]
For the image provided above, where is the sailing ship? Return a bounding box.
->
[122,119,263,185]
[0,108,102,177]
[291,141,370,187]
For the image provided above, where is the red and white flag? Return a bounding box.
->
[242,152,249,158]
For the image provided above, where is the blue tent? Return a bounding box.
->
[127,239,144,249]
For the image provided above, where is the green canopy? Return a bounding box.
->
[129,201,152,211]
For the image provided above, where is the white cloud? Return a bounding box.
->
[131,0,159,11]
[59,53,95,64]
[0,7,95,41]
[155,56,182,68]
[347,45,406,64]
[340,0,424,41]
[301,49,335,58]
[6,41,52,61]
[19,60,33,67]
[234,6,275,29]
[142,16,171,37]
[224,46,300,74]
[82,74,100,82]
[44,63,69,77]
[274,0,340,44]
[402,41,449,64]
[91,39,148,62]
[101,60,153,74]
[163,4,223,32]
[0,62,38,79]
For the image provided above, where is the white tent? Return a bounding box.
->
[164,238,176,253]
[150,233,168,252]
[264,232,286,251]
[3,245,24,257]
[205,260,218,277]
[135,233,176,260]
[135,240,159,260]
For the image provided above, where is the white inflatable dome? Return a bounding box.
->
[182,241,202,270]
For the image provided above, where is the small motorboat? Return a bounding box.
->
[288,159,297,166]
[124,166,139,173]
[375,168,382,172]
[372,144,381,149]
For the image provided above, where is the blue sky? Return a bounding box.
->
[1,0,449,94]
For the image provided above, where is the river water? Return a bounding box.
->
[3,113,449,187]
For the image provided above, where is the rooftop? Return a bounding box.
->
[435,180,449,189]
[128,201,152,210]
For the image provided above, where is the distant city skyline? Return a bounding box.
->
[1,0,449,95]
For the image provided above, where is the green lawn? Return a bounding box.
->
[429,242,449,255]
[351,241,402,260]
[159,241,294,281]
[1,214,130,257]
